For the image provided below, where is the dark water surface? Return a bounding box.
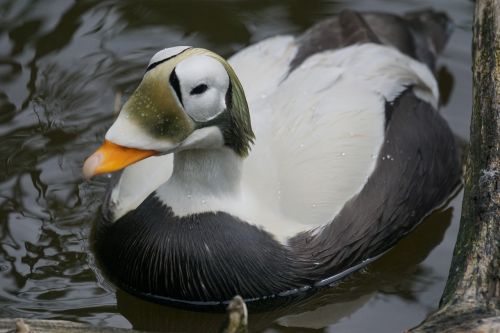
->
[0,0,472,332]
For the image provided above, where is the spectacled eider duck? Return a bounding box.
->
[83,10,461,306]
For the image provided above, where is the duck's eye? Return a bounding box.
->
[190,84,208,95]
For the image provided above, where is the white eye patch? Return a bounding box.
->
[175,55,230,122]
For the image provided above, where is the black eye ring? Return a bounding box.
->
[169,68,183,107]
[190,84,208,95]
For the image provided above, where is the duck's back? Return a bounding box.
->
[228,10,458,236]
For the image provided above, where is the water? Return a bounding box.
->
[0,0,472,332]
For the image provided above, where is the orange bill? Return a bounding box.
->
[83,140,157,179]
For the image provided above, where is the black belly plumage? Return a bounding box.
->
[94,194,312,305]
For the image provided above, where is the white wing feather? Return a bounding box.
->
[238,43,438,231]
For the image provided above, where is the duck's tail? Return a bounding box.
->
[404,9,455,56]
[291,9,453,72]
[362,9,453,69]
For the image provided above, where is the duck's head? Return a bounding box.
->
[83,47,254,179]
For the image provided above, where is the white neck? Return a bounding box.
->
[171,148,242,195]
[155,148,244,215]
[154,146,308,242]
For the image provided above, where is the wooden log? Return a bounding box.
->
[0,296,248,333]
[409,0,500,332]
[0,318,146,333]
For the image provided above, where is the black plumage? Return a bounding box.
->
[95,194,310,304]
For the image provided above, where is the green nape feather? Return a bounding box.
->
[205,50,255,157]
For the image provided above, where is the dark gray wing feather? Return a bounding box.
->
[290,9,453,72]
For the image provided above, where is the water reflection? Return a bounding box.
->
[0,0,472,331]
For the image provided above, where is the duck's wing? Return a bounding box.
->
[234,10,453,238]
[243,43,440,235]
[289,88,461,281]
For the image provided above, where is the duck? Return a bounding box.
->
[83,9,461,306]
